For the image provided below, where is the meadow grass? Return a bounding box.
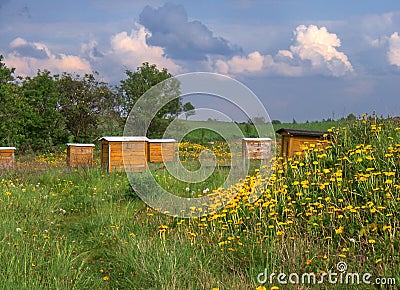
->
[169,119,340,144]
[0,115,399,289]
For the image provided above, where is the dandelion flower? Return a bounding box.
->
[335,226,344,234]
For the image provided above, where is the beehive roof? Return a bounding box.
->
[242,137,272,141]
[99,136,149,142]
[66,143,95,147]
[276,128,330,138]
[148,139,176,143]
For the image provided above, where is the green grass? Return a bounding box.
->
[166,119,342,144]
[276,120,342,132]
[167,119,276,144]
[0,116,399,289]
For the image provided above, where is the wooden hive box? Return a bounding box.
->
[148,139,176,163]
[0,147,16,169]
[99,137,149,172]
[66,143,95,167]
[242,138,272,160]
[276,128,331,157]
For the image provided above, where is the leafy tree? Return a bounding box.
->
[20,70,68,150]
[56,72,119,142]
[119,62,182,138]
[271,119,281,125]
[182,102,195,120]
[346,113,357,121]
[0,56,25,147]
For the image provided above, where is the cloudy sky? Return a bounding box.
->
[1,0,399,122]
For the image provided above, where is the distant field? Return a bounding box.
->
[167,119,342,144]
[275,120,342,132]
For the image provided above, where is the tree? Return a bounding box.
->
[346,113,356,121]
[56,72,119,142]
[20,70,69,150]
[0,56,24,147]
[182,102,195,120]
[118,62,182,138]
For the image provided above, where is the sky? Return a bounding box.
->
[0,0,400,122]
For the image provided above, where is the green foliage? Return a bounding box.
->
[182,102,195,120]
[20,70,69,150]
[56,72,121,143]
[0,56,26,147]
[118,62,182,138]
[0,57,122,151]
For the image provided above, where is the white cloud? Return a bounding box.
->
[368,36,386,48]
[4,37,91,76]
[290,25,353,76]
[388,32,400,67]
[277,50,293,59]
[214,24,353,77]
[3,24,182,81]
[86,24,183,79]
[217,51,263,74]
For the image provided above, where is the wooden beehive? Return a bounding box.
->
[276,128,331,157]
[0,147,16,169]
[99,137,149,172]
[66,143,95,167]
[242,138,272,160]
[148,139,176,163]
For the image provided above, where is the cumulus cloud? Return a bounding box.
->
[78,24,182,82]
[9,37,49,59]
[216,51,263,74]
[290,25,353,76]
[81,40,104,59]
[215,24,353,77]
[139,3,240,60]
[368,31,400,68]
[108,25,182,74]
[3,24,182,81]
[387,32,400,67]
[4,37,91,75]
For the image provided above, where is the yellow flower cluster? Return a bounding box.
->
[158,116,399,279]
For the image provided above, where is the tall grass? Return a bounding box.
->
[0,115,398,289]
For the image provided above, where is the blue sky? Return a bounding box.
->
[1,0,400,122]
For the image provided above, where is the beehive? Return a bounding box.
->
[0,147,16,169]
[242,138,272,160]
[66,143,95,167]
[99,137,149,172]
[148,139,176,163]
[276,128,331,157]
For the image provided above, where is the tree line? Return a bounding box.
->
[0,56,192,152]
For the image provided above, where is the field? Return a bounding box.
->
[0,115,399,289]
[170,119,341,144]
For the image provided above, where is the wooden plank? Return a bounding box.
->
[0,150,15,168]
[242,139,271,160]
